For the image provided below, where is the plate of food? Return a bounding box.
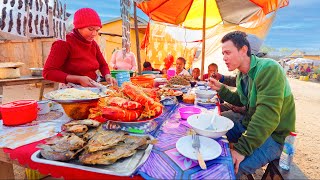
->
[44,88,106,104]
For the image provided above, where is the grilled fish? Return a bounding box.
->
[87,130,127,153]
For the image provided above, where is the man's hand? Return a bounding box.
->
[208,77,222,91]
[231,149,245,174]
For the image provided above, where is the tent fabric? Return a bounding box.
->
[144,12,275,75]
[143,23,196,70]
[137,0,289,29]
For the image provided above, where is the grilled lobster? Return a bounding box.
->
[101,106,142,122]
[101,97,142,110]
[122,82,154,106]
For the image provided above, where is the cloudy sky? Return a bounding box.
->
[66,0,320,50]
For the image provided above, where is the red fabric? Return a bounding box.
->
[164,54,174,70]
[3,140,143,180]
[43,29,110,83]
[73,8,102,29]
[140,22,150,50]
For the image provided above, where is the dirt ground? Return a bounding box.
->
[2,78,320,179]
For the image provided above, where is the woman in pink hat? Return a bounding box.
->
[43,8,116,87]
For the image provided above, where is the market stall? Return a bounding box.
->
[0,78,235,179]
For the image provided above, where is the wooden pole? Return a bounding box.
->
[200,0,207,79]
[134,2,142,75]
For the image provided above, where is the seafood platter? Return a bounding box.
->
[32,119,156,176]
[44,82,163,132]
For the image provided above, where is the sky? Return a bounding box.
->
[66,0,320,51]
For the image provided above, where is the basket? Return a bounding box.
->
[130,76,154,88]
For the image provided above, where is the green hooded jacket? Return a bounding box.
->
[218,55,296,156]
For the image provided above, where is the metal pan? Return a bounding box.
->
[44,89,106,104]
[31,134,154,176]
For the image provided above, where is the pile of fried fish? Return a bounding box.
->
[37,119,156,165]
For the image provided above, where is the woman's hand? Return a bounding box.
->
[77,76,97,87]
[105,74,118,86]
[208,77,222,91]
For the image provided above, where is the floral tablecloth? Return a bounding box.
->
[138,103,236,179]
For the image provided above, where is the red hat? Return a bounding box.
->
[73,8,102,29]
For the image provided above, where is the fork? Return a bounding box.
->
[192,134,207,169]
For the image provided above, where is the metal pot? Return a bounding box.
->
[30,68,43,76]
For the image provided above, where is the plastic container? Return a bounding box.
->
[178,106,201,120]
[167,69,176,80]
[130,76,154,88]
[279,132,297,170]
[0,100,38,126]
[37,100,51,114]
[116,71,131,87]
[111,70,134,78]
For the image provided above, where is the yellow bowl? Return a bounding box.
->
[61,100,98,120]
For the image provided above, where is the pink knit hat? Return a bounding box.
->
[73,8,102,29]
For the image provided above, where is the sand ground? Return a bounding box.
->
[2,78,319,179]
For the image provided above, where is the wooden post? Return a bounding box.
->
[134,2,142,75]
[200,0,207,78]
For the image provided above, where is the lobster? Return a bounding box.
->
[101,106,142,122]
[101,97,142,110]
[122,82,155,106]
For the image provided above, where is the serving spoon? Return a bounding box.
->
[206,107,218,130]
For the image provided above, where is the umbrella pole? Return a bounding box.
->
[134,1,142,75]
[200,0,207,79]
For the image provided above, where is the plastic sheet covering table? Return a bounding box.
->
[137,103,236,179]
[0,105,176,179]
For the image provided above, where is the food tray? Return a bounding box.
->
[31,134,154,176]
[44,89,106,104]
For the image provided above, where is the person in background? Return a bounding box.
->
[142,61,161,72]
[192,68,200,81]
[110,43,137,71]
[43,8,116,87]
[175,57,190,76]
[209,31,295,178]
[202,63,218,81]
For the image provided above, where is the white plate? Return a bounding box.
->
[176,135,222,161]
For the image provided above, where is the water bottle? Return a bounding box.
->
[279,132,297,170]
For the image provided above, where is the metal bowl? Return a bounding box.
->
[30,68,43,76]
[44,89,106,104]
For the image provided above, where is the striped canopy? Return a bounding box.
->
[137,0,289,29]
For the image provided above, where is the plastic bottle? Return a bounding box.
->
[279,132,297,170]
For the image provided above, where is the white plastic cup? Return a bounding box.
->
[37,100,51,114]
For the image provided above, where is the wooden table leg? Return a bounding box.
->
[0,161,15,179]
[39,82,45,100]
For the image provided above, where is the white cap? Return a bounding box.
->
[247,34,263,55]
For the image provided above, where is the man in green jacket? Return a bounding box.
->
[209,31,295,178]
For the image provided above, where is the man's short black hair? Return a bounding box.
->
[143,61,152,68]
[221,31,251,57]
